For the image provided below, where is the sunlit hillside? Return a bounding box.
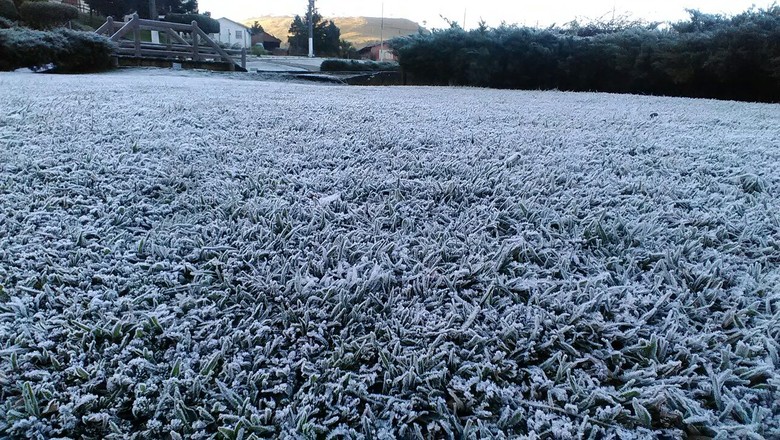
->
[242,16,424,48]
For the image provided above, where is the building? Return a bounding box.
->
[251,32,282,52]
[215,18,250,48]
[358,42,397,62]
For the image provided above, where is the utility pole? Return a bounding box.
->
[379,3,384,62]
[149,0,159,43]
[307,0,315,57]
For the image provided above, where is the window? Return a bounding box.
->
[236,30,242,40]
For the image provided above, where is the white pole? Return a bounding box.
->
[379,3,384,61]
[149,0,159,43]
[308,0,315,57]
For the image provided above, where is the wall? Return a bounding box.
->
[215,18,249,48]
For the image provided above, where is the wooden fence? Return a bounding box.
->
[95,14,247,71]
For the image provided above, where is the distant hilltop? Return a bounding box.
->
[242,16,426,49]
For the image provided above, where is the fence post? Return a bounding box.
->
[106,16,113,36]
[132,13,141,57]
[241,47,246,70]
[191,21,200,61]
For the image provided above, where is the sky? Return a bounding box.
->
[198,0,767,29]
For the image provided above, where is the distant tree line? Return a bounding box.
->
[391,6,780,102]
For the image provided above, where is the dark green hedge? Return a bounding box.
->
[19,1,78,29]
[0,0,17,21]
[0,27,115,72]
[320,59,399,72]
[392,7,780,102]
[162,13,219,34]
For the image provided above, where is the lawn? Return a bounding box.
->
[0,71,778,439]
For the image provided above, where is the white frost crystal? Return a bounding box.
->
[0,70,778,438]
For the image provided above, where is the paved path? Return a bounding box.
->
[245,56,326,72]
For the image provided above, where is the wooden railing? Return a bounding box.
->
[95,14,247,71]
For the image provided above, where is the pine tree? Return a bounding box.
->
[249,21,264,36]
[287,9,341,57]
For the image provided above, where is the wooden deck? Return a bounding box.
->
[95,15,247,72]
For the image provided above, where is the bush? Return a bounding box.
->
[0,0,17,21]
[320,59,399,72]
[57,29,115,72]
[0,27,115,72]
[391,6,780,102]
[251,44,267,56]
[162,13,219,34]
[19,1,78,29]
[74,11,107,31]
[0,16,12,29]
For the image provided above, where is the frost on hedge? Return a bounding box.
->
[0,28,114,72]
[0,72,779,439]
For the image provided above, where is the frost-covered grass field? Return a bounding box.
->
[0,71,779,439]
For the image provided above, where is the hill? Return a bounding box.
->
[242,16,424,49]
